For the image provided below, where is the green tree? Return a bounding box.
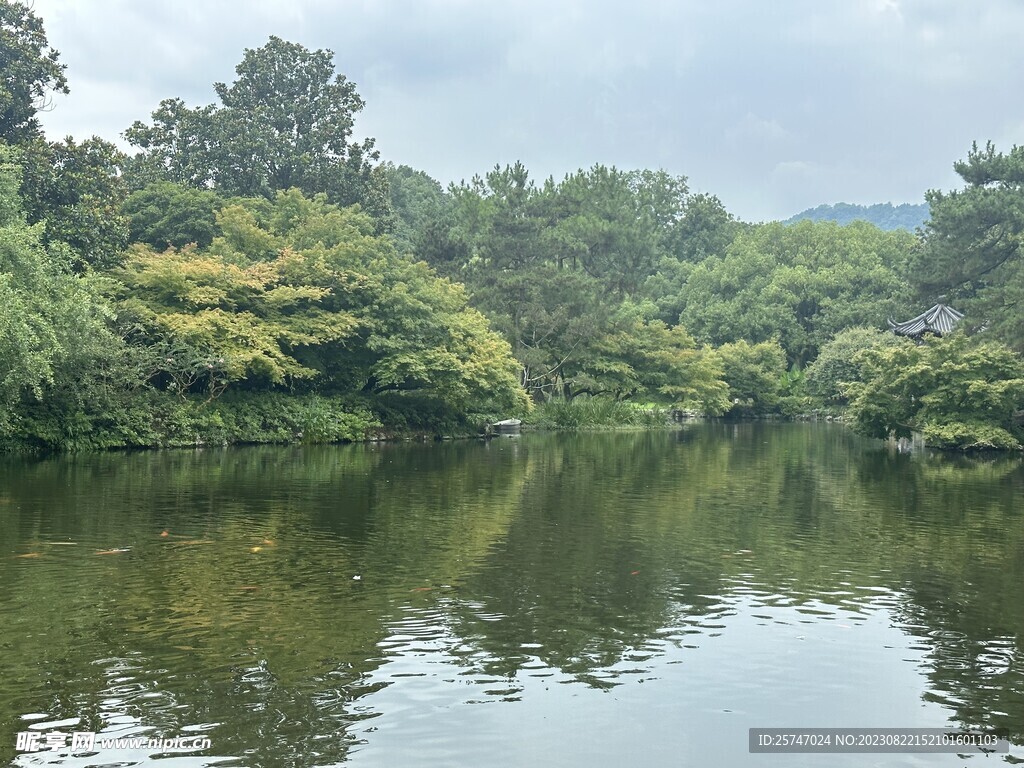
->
[0,2,128,271]
[122,181,221,249]
[115,241,337,397]
[805,326,904,405]
[913,142,1024,349]
[678,221,914,365]
[117,189,528,423]
[383,163,450,254]
[0,144,133,447]
[18,135,129,269]
[444,163,703,399]
[714,339,787,415]
[445,164,578,396]
[847,333,1024,449]
[645,192,744,324]
[125,37,383,214]
[547,165,683,297]
[567,305,729,412]
[0,177,57,417]
[667,192,740,263]
[0,0,68,144]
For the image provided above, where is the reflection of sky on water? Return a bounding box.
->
[12,653,229,768]
[13,589,1016,768]
[348,589,1019,768]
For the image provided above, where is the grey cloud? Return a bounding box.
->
[33,0,1024,221]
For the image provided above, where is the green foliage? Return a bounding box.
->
[676,220,915,365]
[665,192,742,263]
[0,0,67,144]
[3,178,528,451]
[0,1,122,270]
[6,391,381,452]
[17,136,129,269]
[913,141,1024,350]
[566,305,729,412]
[547,166,685,297]
[116,241,338,392]
[847,333,1024,449]
[775,366,813,417]
[115,188,528,424]
[447,165,591,397]
[125,36,382,213]
[0,144,134,443]
[383,163,450,254]
[156,393,380,447]
[123,181,220,249]
[920,421,1021,451]
[714,339,787,415]
[805,326,906,405]
[440,162,734,406]
[7,16,1022,450]
[527,396,668,429]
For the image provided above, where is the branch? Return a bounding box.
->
[523,337,585,383]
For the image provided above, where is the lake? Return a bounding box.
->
[1,424,1022,767]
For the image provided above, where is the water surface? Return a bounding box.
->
[1,424,1022,767]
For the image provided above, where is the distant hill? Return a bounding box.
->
[784,202,929,231]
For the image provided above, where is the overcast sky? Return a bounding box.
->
[30,0,1024,222]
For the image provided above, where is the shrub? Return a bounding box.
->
[805,326,906,405]
[527,397,669,429]
[921,421,1021,451]
[715,339,787,415]
[847,333,1024,450]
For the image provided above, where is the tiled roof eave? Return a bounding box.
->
[889,303,964,337]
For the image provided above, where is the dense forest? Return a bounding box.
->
[784,202,930,231]
[1,3,1022,451]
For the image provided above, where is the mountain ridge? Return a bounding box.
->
[783,202,929,231]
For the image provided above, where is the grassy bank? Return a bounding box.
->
[3,391,520,454]
[523,397,672,430]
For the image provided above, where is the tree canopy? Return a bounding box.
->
[0,144,130,445]
[913,141,1024,350]
[125,37,384,214]
[18,135,129,268]
[116,189,528,423]
[675,221,914,365]
[122,181,221,250]
[804,326,904,405]
[0,0,67,144]
[846,333,1024,450]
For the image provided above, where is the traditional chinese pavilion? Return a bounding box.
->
[888,301,964,339]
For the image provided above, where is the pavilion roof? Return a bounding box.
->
[888,303,964,338]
